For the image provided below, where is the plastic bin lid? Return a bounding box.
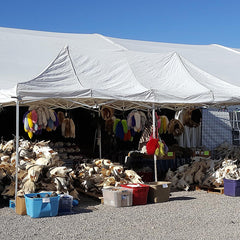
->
[126,184,141,187]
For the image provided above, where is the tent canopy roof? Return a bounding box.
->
[1,27,240,109]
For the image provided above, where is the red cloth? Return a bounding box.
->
[146,138,159,155]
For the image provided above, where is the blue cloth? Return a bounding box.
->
[116,121,124,140]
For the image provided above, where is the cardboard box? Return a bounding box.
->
[16,196,27,215]
[145,181,171,203]
[102,187,132,207]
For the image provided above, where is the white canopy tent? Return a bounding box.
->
[1,27,240,195]
[1,27,240,108]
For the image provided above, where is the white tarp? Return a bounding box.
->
[1,27,240,108]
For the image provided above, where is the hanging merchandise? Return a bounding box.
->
[57,111,65,125]
[113,118,121,134]
[174,109,201,148]
[154,141,165,157]
[146,138,159,155]
[100,106,114,121]
[155,140,169,157]
[113,118,132,141]
[23,106,59,139]
[58,112,75,138]
[168,119,184,136]
[139,111,147,131]
[100,106,115,135]
[146,137,168,157]
[115,119,124,140]
[105,118,115,135]
[138,124,153,150]
[158,115,169,134]
[127,110,147,134]
[182,108,202,127]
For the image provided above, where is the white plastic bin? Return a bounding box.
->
[102,187,132,207]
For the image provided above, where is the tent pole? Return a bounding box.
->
[152,104,158,182]
[15,97,20,207]
[99,123,102,158]
[98,110,102,158]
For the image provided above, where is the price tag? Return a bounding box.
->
[167,152,173,157]
[204,151,209,156]
[162,184,168,188]
[42,198,50,203]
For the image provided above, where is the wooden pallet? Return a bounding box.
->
[195,186,224,194]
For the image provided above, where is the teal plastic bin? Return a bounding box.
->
[24,192,60,218]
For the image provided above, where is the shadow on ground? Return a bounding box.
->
[58,207,93,216]
[169,196,196,201]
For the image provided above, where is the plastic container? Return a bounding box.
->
[72,199,79,206]
[224,178,240,196]
[9,199,15,209]
[24,192,60,218]
[102,187,133,207]
[120,183,149,205]
[58,194,73,213]
[145,181,171,203]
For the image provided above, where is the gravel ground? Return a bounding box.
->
[1,190,240,240]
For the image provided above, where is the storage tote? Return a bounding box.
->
[102,187,132,207]
[58,194,73,213]
[25,192,60,218]
[224,178,240,197]
[120,183,149,205]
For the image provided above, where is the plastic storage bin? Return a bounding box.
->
[145,181,171,203]
[102,187,132,207]
[224,178,240,196]
[120,183,149,205]
[25,192,60,218]
[9,199,15,209]
[58,194,73,213]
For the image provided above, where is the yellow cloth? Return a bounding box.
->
[28,131,33,139]
[27,112,33,129]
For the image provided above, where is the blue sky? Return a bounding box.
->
[0,0,240,47]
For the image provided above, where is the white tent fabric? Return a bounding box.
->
[124,51,240,105]
[110,37,240,87]
[1,27,240,109]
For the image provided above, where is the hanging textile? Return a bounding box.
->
[174,109,201,148]
[23,106,59,139]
